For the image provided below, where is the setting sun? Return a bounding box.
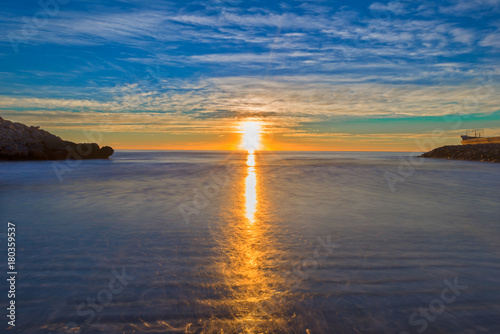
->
[241,121,262,153]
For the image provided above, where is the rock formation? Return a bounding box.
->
[419,144,500,162]
[0,116,114,160]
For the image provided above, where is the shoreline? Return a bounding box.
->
[0,116,114,161]
[419,144,500,163]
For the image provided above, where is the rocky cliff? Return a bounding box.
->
[419,144,500,162]
[0,116,114,160]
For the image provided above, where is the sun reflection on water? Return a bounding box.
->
[245,153,257,223]
[129,145,301,333]
[210,150,295,333]
[246,152,256,167]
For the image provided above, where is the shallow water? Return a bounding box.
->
[0,151,499,333]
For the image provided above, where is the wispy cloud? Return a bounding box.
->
[479,30,500,48]
[2,75,499,122]
[438,0,500,17]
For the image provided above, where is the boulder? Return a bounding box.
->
[0,116,114,161]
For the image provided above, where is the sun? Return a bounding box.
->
[240,121,262,153]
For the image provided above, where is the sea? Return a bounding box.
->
[0,150,499,334]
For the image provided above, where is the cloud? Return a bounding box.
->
[0,96,114,110]
[0,0,494,86]
[449,28,476,45]
[369,2,410,15]
[479,31,500,48]
[438,0,500,17]
[0,109,241,134]
[2,75,499,125]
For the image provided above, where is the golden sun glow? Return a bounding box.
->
[241,121,262,153]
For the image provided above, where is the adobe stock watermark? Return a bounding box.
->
[243,234,340,319]
[110,65,166,111]
[284,235,339,289]
[178,161,239,224]
[8,0,71,54]
[51,133,108,183]
[400,277,467,334]
[61,267,135,334]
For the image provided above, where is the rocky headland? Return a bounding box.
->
[0,116,114,160]
[419,144,500,162]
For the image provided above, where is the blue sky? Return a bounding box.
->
[1,0,499,150]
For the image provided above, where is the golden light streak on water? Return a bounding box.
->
[245,153,257,223]
[75,150,308,333]
[246,152,256,167]
[220,150,286,333]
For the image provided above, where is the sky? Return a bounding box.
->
[1,0,500,151]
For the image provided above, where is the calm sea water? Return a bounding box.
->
[0,151,499,334]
